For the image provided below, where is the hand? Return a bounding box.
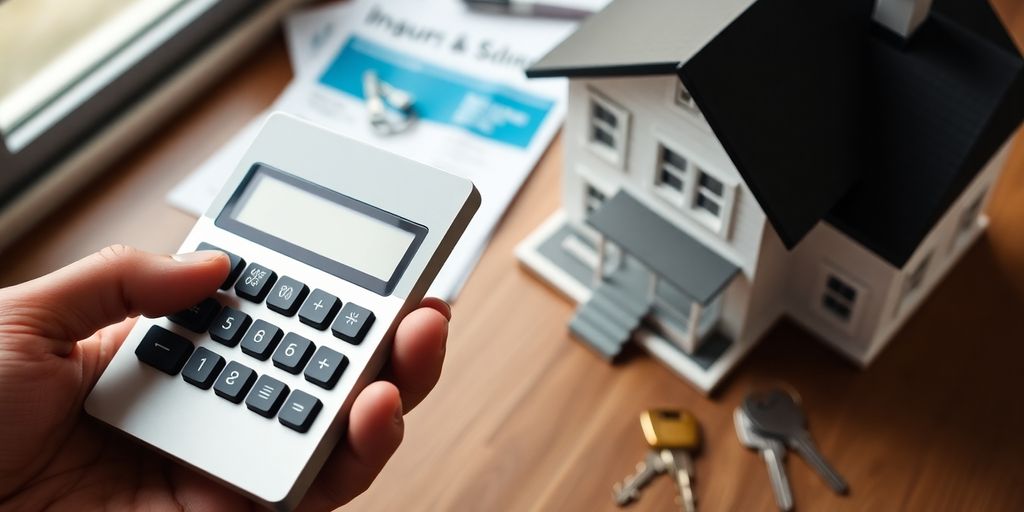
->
[0,245,449,510]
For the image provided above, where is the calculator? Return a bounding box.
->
[85,113,479,510]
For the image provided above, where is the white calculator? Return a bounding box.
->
[85,113,479,510]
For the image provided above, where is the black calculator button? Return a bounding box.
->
[272,333,315,374]
[245,375,289,418]
[279,390,322,433]
[234,263,277,303]
[240,319,283,361]
[196,242,245,290]
[298,289,341,330]
[332,303,375,344]
[167,297,220,333]
[266,276,309,317]
[304,346,348,390]
[181,346,225,389]
[213,361,257,403]
[208,307,252,347]
[135,325,194,375]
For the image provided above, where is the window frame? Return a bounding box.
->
[897,251,932,316]
[0,0,268,207]
[814,264,867,335]
[674,80,701,116]
[584,89,630,169]
[652,139,736,238]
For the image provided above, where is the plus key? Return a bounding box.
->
[303,346,348,389]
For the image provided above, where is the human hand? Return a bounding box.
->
[0,245,449,510]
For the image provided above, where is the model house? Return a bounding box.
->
[516,0,1024,391]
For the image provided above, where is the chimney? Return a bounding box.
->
[873,0,935,39]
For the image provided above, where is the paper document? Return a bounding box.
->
[168,0,575,300]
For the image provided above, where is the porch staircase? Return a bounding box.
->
[569,279,650,360]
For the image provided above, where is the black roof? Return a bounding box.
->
[528,0,1024,268]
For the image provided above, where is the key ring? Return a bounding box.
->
[362,70,417,135]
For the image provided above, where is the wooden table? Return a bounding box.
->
[5,4,1024,510]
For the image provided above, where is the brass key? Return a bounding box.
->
[640,408,701,512]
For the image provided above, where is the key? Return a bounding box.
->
[742,388,849,495]
[734,408,793,511]
[612,450,667,505]
[639,408,701,512]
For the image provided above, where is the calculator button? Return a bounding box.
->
[298,289,341,330]
[135,325,194,375]
[279,390,322,433]
[272,333,315,374]
[213,361,257,404]
[167,297,220,333]
[245,375,289,418]
[332,303,375,344]
[234,263,277,303]
[196,242,245,290]
[240,320,284,361]
[181,346,225,389]
[304,346,348,390]
[266,276,309,317]
[208,307,252,347]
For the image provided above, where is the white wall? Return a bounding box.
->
[563,76,768,277]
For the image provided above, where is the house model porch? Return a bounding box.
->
[516,0,1024,392]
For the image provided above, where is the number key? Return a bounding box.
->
[240,319,283,361]
[168,297,220,333]
[135,325,193,375]
[209,307,251,347]
[234,263,277,303]
[266,276,309,317]
[272,333,315,374]
[298,289,340,330]
[245,375,289,418]
[181,346,225,389]
[213,361,257,403]
[196,242,245,290]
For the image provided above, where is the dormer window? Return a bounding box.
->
[586,90,630,168]
[674,81,700,115]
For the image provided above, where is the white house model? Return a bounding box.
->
[516,0,1024,391]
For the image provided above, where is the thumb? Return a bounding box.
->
[1,244,228,349]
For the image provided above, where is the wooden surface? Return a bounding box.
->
[4,5,1024,511]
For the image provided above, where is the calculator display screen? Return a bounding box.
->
[217,164,428,295]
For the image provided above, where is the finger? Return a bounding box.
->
[382,304,448,413]
[419,297,452,320]
[1,245,228,346]
[298,381,403,511]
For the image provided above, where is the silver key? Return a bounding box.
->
[734,408,794,511]
[742,389,849,494]
[660,449,697,512]
[613,450,667,506]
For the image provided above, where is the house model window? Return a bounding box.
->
[675,81,700,115]
[821,273,859,323]
[956,188,987,242]
[899,252,932,313]
[653,142,733,236]
[656,145,688,201]
[587,92,629,167]
[694,172,725,218]
[584,183,606,216]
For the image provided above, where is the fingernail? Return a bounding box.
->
[172,250,224,263]
[437,300,452,320]
[393,404,404,426]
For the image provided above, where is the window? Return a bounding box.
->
[655,145,688,201]
[822,274,857,322]
[652,141,735,237]
[586,92,629,167]
[899,252,932,313]
[694,171,725,219]
[958,189,987,236]
[584,183,606,216]
[674,81,700,114]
